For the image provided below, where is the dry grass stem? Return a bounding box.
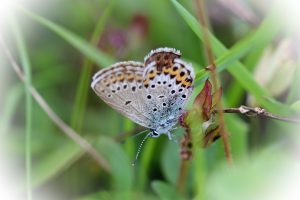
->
[0,36,111,173]
[195,0,233,165]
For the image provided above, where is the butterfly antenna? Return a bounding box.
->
[120,129,149,144]
[131,129,149,139]
[132,132,152,166]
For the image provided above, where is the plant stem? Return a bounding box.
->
[177,113,192,194]
[12,18,33,200]
[220,106,300,123]
[70,0,115,131]
[0,36,111,173]
[194,0,233,165]
[177,159,188,193]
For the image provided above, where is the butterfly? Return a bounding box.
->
[91,47,195,163]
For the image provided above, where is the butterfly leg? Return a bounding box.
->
[167,132,173,140]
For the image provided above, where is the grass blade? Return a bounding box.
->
[71,0,116,132]
[96,137,133,198]
[170,0,290,114]
[0,84,23,136]
[33,141,84,187]
[226,49,263,106]
[11,17,33,200]
[17,5,116,67]
[152,181,183,200]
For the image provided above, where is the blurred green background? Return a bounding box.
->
[1,0,300,199]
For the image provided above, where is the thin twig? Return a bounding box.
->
[177,159,188,193]
[177,113,192,194]
[219,105,300,123]
[0,36,111,173]
[195,0,233,165]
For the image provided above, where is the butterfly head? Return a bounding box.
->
[150,130,161,138]
[150,122,175,140]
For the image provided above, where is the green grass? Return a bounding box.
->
[2,0,299,199]
[11,17,33,200]
[70,0,116,132]
[18,5,115,67]
[170,0,291,115]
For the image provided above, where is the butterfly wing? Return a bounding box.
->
[91,61,154,128]
[91,48,195,132]
[141,48,195,130]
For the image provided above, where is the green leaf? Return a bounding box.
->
[225,8,281,106]
[32,141,83,187]
[170,0,290,115]
[226,48,263,106]
[206,146,298,200]
[96,137,133,194]
[224,115,248,159]
[0,84,23,136]
[214,9,281,72]
[287,58,300,104]
[75,191,112,200]
[161,141,180,185]
[291,100,300,111]
[152,181,183,200]
[137,138,157,191]
[18,5,115,67]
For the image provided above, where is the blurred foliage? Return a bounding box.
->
[1,0,300,199]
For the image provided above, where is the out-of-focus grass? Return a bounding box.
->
[70,0,116,132]
[17,6,115,67]
[2,0,300,199]
[11,17,33,200]
[171,0,291,115]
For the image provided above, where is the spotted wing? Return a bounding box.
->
[141,48,195,129]
[91,61,154,128]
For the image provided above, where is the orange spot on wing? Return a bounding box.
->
[163,66,170,74]
[170,68,179,76]
[143,79,149,85]
[116,74,125,82]
[126,72,135,82]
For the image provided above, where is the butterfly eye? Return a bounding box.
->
[152,131,159,137]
